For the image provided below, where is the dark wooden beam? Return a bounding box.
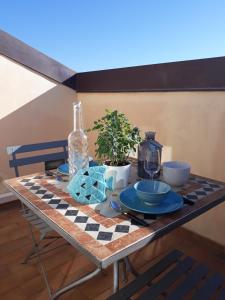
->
[0,29,76,90]
[1,29,225,92]
[76,57,225,92]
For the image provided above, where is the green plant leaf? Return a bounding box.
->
[88,109,141,166]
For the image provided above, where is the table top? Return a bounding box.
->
[5,166,225,268]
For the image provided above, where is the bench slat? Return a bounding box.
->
[137,256,195,300]
[192,273,225,300]
[108,249,183,300]
[218,288,225,300]
[165,263,208,300]
[107,250,225,300]
[108,250,183,300]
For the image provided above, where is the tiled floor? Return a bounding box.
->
[0,201,224,300]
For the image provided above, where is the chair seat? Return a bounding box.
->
[108,249,225,300]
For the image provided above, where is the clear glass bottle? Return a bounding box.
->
[68,102,89,178]
[138,131,163,179]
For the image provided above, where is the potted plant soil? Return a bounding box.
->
[88,110,141,189]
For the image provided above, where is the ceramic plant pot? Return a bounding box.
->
[104,162,131,190]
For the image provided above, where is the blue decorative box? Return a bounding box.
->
[67,166,113,204]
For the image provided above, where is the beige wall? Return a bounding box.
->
[79,92,225,245]
[0,55,76,179]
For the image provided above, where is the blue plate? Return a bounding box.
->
[57,163,69,175]
[57,160,98,175]
[120,187,183,214]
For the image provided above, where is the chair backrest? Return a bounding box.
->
[7,140,68,177]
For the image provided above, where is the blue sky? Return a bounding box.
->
[1,0,225,72]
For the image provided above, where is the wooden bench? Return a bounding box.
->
[108,249,225,300]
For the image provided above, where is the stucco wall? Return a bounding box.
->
[79,92,225,245]
[0,55,76,179]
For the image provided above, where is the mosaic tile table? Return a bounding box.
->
[5,165,225,299]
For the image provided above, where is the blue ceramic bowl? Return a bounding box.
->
[134,180,171,205]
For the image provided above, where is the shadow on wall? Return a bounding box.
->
[0,84,75,179]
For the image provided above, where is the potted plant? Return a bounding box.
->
[88,110,141,189]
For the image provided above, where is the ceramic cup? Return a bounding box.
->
[163,161,190,187]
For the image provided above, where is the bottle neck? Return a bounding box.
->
[73,102,83,131]
[145,131,156,141]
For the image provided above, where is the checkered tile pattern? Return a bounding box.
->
[175,176,224,203]
[19,176,147,245]
[19,173,224,244]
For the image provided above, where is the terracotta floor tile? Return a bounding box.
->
[0,273,21,294]
[0,264,10,278]
[60,287,90,300]
[79,269,112,299]
[33,289,50,300]
[0,288,29,300]
[59,253,93,278]
[40,246,76,272]
[0,248,26,266]
[92,288,113,300]
[9,261,38,281]
[0,237,31,256]
[21,274,45,298]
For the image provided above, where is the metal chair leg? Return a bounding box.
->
[113,261,119,293]
[119,256,139,286]
[22,243,37,264]
[121,259,128,284]
[27,219,102,300]
[21,203,67,264]
[27,220,52,298]
[124,256,139,277]
[22,232,68,264]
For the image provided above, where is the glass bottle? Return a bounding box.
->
[138,131,163,179]
[68,102,89,178]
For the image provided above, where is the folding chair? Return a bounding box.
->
[7,140,68,263]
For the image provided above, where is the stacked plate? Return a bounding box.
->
[120,180,183,215]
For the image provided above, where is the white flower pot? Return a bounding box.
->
[104,163,131,190]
